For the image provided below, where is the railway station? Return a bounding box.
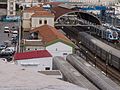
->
[51,3,120,88]
[51,5,101,27]
[0,1,120,90]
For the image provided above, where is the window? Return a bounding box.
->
[44,20,47,24]
[10,7,13,10]
[39,20,42,24]
[56,48,57,51]
[10,11,13,14]
[63,53,67,55]
[45,67,50,70]
[10,2,13,5]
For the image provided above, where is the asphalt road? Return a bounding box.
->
[0,21,19,45]
[0,21,19,61]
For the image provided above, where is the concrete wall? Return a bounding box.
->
[46,42,73,59]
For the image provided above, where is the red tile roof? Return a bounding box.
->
[14,50,52,60]
[51,6,74,20]
[31,11,55,17]
[30,25,75,47]
[24,6,45,12]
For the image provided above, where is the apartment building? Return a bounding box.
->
[7,0,16,16]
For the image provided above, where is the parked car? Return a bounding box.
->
[11,37,17,45]
[11,26,18,34]
[11,30,18,34]
[1,47,15,55]
[0,44,7,50]
[4,40,11,47]
[4,26,10,33]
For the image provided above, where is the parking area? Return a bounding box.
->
[0,21,19,61]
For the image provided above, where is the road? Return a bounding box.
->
[0,21,18,44]
[0,21,19,61]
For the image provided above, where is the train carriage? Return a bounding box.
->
[78,32,120,70]
[93,25,119,42]
[53,56,99,90]
[66,54,120,90]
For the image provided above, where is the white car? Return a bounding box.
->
[1,47,15,55]
[4,26,10,33]
[11,30,18,34]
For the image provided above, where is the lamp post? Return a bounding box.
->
[105,50,110,76]
[86,50,88,61]
[106,60,108,76]
[18,18,21,52]
[88,26,91,34]
[94,56,97,67]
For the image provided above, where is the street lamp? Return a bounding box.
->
[86,50,88,61]
[105,50,110,76]
[106,60,108,76]
[94,56,97,67]
[18,18,21,52]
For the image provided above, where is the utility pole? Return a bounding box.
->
[18,18,21,52]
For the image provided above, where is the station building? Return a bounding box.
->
[22,5,55,38]
[14,50,53,71]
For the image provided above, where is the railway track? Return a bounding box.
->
[78,44,120,85]
[60,26,120,85]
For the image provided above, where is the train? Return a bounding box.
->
[111,27,120,41]
[78,32,120,70]
[66,54,120,90]
[63,26,119,43]
[53,56,99,90]
[93,26,119,42]
[101,23,120,41]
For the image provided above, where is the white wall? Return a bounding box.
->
[46,42,73,59]
[22,20,31,29]
[22,12,34,29]
[16,57,52,71]
[25,46,45,51]
[23,12,34,20]
[31,17,54,29]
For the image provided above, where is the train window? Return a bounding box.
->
[110,35,112,38]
